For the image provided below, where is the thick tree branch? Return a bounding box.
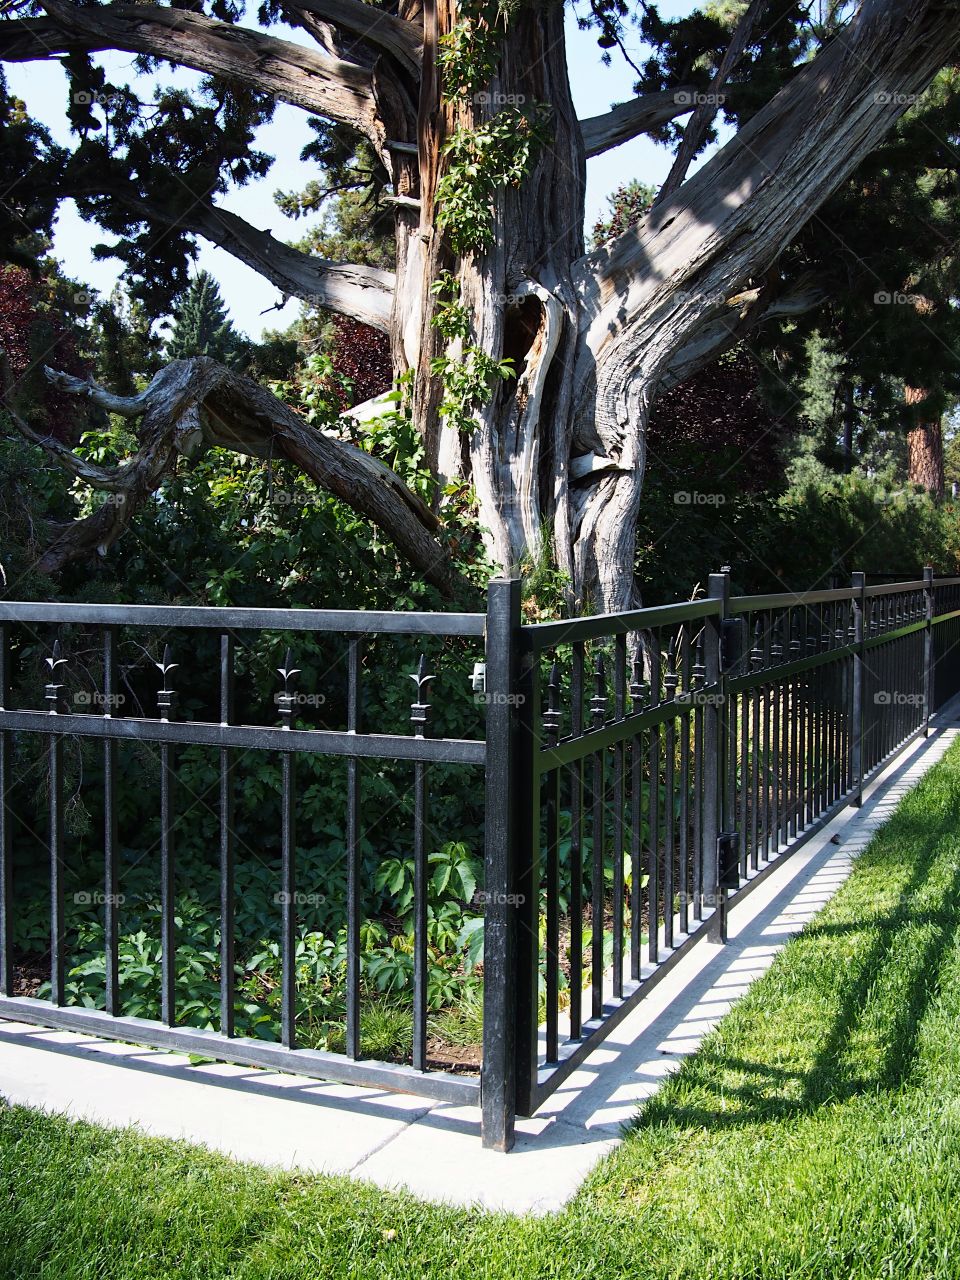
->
[175,202,396,331]
[661,278,827,389]
[35,359,464,595]
[654,0,767,205]
[89,187,396,330]
[567,0,960,613]
[288,0,422,76]
[2,3,386,148]
[574,0,960,432]
[579,89,695,158]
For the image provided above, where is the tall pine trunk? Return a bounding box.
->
[905,385,945,498]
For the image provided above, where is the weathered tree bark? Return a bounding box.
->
[905,385,945,498]
[4,0,959,610]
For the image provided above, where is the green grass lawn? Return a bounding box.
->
[5,740,960,1279]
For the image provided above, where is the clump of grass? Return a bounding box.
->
[428,984,484,1048]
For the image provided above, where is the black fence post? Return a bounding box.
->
[851,571,865,807]
[704,570,728,942]
[481,577,523,1152]
[923,565,934,736]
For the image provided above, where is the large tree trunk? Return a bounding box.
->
[905,385,945,498]
[391,0,960,612]
[6,0,960,611]
[391,1,585,594]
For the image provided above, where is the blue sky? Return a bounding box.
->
[5,2,696,339]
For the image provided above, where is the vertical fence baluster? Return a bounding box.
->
[789,613,801,837]
[103,628,119,1017]
[591,653,607,1014]
[692,634,705,919]
[647,637,661,961]
[156,645,178,1026]
[410,654,433,1072]
[704,573,725,939]
[46,639,66,1006]
[804,614,816,826]
[778,620,790,848]
[738,646,750,877]
[277,649,298,1049]
[663,648,677,950]
[612,635,626,994]
[750,620,762,869]
[346,636,363,1060]
[851,574,865,806]
[569,642,585,1036]
[0,624,9,996]
[219,633,235,1037]
[679,625,692,934]
[629,644,647,975]
[770,618,782,854]
[543,659,561,1061]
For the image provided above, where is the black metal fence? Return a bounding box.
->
[0,570,958,1151]
[483,569,960,1149]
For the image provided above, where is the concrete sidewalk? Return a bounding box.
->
[1,706,957,1215]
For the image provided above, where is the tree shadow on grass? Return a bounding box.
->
[630,794,960,1136]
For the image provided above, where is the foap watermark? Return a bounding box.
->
[676,289,727,308]
[273,891,326,907]
[473,91,527,106]
[675,690,727,708]
[674,90,726,107]
[874,691,923,707]
[474,691,526,707]
[74,890,125,906]
[874,290,923,306]
[272,691,326,709]
[74,691,126,709]
[244,489,324,509]
[874,91,920,107]
[73,90,126,108]
[472,890,526,907]
[674,491,726,507]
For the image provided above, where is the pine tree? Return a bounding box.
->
[165,272,247,367]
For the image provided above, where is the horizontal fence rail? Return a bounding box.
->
[1,572,959,1150]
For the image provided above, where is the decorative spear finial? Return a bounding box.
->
[543,658,562,746]
[664,647,679,701]
[155,643,178,722]
[771,618,784,665]
[750,619,764,669]
[590,652,607,728]
[45,638,67,715]
[409,653,434,738]
[790,613,801,658]
[692,633,706,688]
[276,647,300,728]
[629,641,648,707]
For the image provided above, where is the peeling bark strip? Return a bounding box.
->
[3,0,959,610]
[26,361,465,596]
